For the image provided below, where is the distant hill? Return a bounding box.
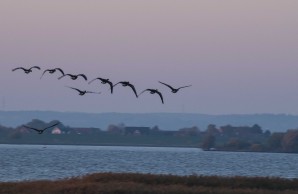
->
[0,111,298,132]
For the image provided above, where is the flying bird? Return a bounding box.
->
[23,122,60,134]
[66,86,101,96]
[58,73,87,81]
[40,68,64,79]
[139,89,164,104]
[12,66,41,74]
[88,77,114,93]
[158,81,192,93]
[113,81,138,98]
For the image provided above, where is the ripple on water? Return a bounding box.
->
[0,144,297,181]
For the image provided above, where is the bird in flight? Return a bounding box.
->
[113,81,138,98]
[139,89,164,104]
[66,86,101,96]
[58,73,87,81]
[158,81,192,93]
[12,66,41,74]
[88,77,114,94]
[23,122,60,134]
[40,68,65,79]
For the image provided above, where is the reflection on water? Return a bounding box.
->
[0,144,297,182]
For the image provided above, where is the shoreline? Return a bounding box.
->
[0,142,199,148]
[1,142,296,154]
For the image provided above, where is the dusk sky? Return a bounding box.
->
[0,0,298,114]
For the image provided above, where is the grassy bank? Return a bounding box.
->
[1,173,298,194]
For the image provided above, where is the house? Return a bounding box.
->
[51,127,62,134]
[124,127,150,135]
[69,127,101,135]
[17,126,31,134]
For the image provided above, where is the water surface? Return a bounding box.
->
[0,144,297,182]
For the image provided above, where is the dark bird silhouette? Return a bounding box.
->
[12,66,41,74]
[40,68,64,79]
[23,122,60,134]
[158,81,192,93]
[88,77,114,93]
[66,86,101,96]
[139,89,164,104]
[58,73,87,81]
[113,81,138,98]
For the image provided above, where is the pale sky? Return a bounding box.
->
[0,0,298,114]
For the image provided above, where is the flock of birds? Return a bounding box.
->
[12,65,191,134]
[12,66,192,104]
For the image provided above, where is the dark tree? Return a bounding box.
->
[201,134,215,150]
[251,124,263,134]
[225,138,250,150]
[281,130,298,153]
[206,124,219,135]
[267,132,284,151]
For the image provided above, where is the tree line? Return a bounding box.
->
[0,119,297,153]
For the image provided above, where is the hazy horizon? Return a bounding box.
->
[1,1,298,115]
[1,110,298,117]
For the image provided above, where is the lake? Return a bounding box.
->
[0,144,297,182]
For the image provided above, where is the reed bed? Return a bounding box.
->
[0,172,297,194]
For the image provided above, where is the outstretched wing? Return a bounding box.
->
[43,122,60,131]
[127,83,138,98]
[23,125,41,132]
[138,89,149,96]
[58,74,70,80]
[155,91,164,104]
[30,66,41,70]
[88,77,100,84]
[177,85,192,90]
[55,68,65,75]
[78,74,87,81]
[107,81,114,93]
[12,67,26,72]
[113,82,121,87]
[86,91,101,94]
[158,81,175,90]
[40,69,50,79]
[67,86,81,93]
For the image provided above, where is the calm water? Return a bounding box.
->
[0,144,298,182]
